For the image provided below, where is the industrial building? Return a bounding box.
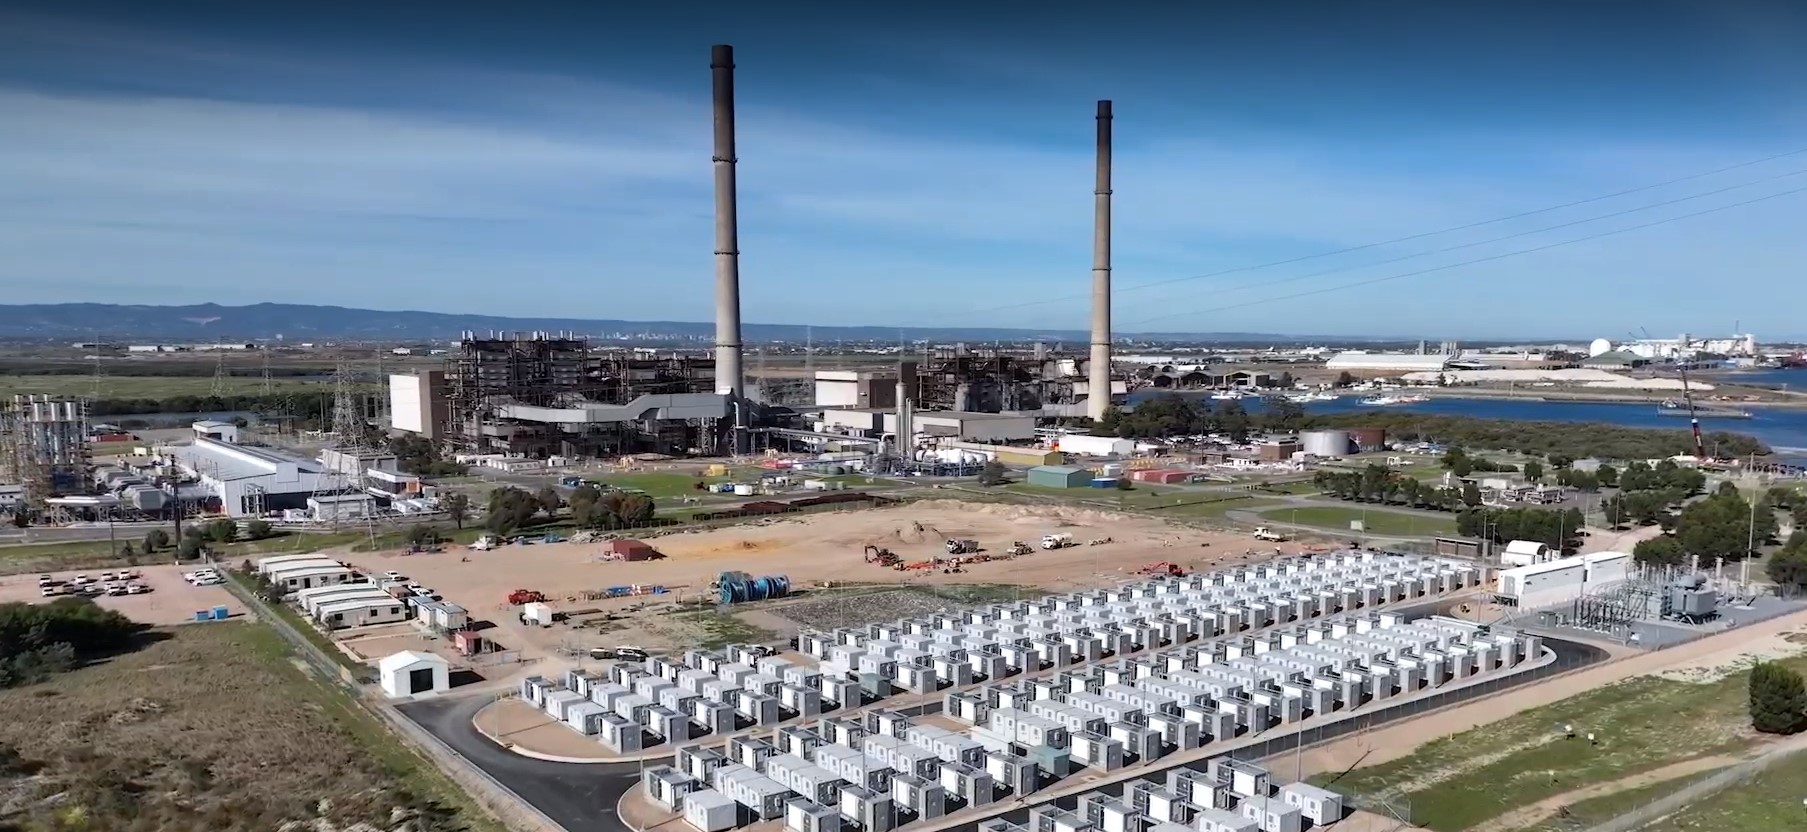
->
[378,650,451,698]
[0,394,91,515]
[1492,551,1630,609]
[166,434,333,517]
[1026,466,1093,489]
[816,409,1036,444]
[390,334,735,458]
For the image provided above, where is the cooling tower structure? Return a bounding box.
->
[1087,100,1113,422]
[0,394,91,508]
[710,44,745,406]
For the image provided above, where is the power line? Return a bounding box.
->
[969,144,1807,316]
[1123,182,1807,326]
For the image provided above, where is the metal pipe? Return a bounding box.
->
[1087,99,1114,422]
[711,44,745,402]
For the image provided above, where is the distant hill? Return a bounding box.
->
[0,303,1337,344]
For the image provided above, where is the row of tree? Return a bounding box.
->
[1455,506,1587,551]
[482,484,660,535]
[1313,466,1464,510]
[1099,396,1305,443]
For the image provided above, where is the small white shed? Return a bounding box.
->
[378,650,451,699]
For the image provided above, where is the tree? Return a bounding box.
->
[535,486,564,518]
[1767,534,1807,593]
[1276,371,1295,389]
[406,525,442,546]
[244,519,273,540]
[1460,481,1482,508]
[1749,661,1807,735]
[1522,460,1544,484]
[1113,477,1134,491]
[176,537,204,561]
[1334,371,1357,388]
[442,494,471,529]
[977,460,1008,487]
[1547,453,1574,470]
[1262,399,1305,432]
[206,518,238,544]
[1596,464,1618,488]
[9,513,26,529]
[117,542,135,559]
[1632,536,1685,568]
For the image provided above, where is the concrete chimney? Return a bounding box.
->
[1087,99,1114,422]
[711,44,745,401]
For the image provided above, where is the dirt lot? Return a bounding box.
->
[331,500,1295,678]
[0,563,240,625]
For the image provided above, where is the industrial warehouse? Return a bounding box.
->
[619,550,1544,832]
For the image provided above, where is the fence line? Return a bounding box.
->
[209,555,566,832]
[1581,742,1804,832]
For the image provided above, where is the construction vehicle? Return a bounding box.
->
[1136,561,1186,577]
[944,539,980,555]
[863,545,901,567]
[1007,541,1034,557]
[507,589,547,605]
[1041,533,1075,550]
[1253,527,1287,542]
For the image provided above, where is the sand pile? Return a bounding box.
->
[1656,628,1807,684]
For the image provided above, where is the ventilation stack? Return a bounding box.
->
[1087,100,1114,423]
[710,44,745,405]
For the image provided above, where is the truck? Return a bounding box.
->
[1252,527,1287,542]
[1041,533,1075,550]
[944,539,980,555]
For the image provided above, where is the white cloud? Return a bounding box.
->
[1,12,1804,336]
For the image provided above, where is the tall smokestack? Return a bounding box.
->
[711,44,745,403]
[1087,100,1113,423]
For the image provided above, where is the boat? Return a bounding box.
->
[1358,395,1405,406]
[1210,390,1245,401]
[1656,400,1753,419]
[1286,392,1340,403]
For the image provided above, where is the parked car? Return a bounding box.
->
[384,570,405,581]
[37,574,55,586]
[126,583,150,595]
[38,585,63,598]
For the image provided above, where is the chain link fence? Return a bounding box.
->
[1558,742,1802,832]
[208,554,566,832]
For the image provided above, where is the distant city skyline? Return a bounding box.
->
[3,1,1806,337]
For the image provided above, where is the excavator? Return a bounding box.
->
[1135,561,1186,577]
[863,545,901,567]
[1007,541,1034,557]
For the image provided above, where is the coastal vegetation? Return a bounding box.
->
[1303,411,1768,460]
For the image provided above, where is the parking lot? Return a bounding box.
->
[0,563,242,625]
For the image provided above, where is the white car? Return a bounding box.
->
[37,574,54,586]
[71,574,92,585]
[99,571,116,582]
[38,585,63,598]
[385,570,405,581]
[126,583,150,595]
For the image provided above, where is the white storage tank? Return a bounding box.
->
[1300,430,1351,457]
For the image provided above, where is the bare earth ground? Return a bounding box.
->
[0,563,240,624]
[331,500,1292,683]
[1282,608,1807,781]
[1577,523,1665,554]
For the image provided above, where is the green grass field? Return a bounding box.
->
[1257,504,1456,536]
[1314,657,1807,831]
[1646,748,1807,831]
[0,374,332,398]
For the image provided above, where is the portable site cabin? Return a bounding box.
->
[605,539,661,561]
[265,562,359,592]
[257,554,341,575]
[378,650,450,698]
[315,595,410,630]
[295,584,394,617]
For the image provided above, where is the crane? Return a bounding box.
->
[1637,327,1707,460]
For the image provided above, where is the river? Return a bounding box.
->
[1128,390,1807,463]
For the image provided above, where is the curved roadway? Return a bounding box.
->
[398,633,1608,832]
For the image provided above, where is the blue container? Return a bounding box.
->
[212,606,229,620]
[1090,478,1115,488]
[193,610,209,622]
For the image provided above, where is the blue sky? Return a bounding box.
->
[3,0,1806,338]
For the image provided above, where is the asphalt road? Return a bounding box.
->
[396,630,1607,832]
[397,694,644,832]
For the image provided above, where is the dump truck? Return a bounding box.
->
[944,539,980,555]
[507,589,547,605]
[1041,533,1075,550]
[1253,527,1287,542]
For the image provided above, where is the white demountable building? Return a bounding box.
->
[1499,540,1555,567]
[378,650,450,698]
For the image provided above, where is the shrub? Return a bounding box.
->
[1750,661,1807,735]
[244,519,273,541]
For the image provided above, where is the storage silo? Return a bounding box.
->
[1348,427,1388,452]
[1300,430,1352,457]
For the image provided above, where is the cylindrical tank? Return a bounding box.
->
[1348,428,1388,452]
[1300,429,1352,457]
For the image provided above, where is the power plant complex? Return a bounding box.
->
[381,47,1124,460]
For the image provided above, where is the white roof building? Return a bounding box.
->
[378,650,450,698]
[168,437,330,517]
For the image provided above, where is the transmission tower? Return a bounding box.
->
[209,349,229,398]
[260,351,273,397]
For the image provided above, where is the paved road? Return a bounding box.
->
[398,694,643,832]
[396,626,1606,832]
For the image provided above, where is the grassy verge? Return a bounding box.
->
[217,566,372,679]
[1258,504,1456,536]
[0,373,332,398]
[674,609,779,650]
[1647,748,1807,831]
[0,621,504,832]
[1518,769,1723,831]
[1313,659,1807,831]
